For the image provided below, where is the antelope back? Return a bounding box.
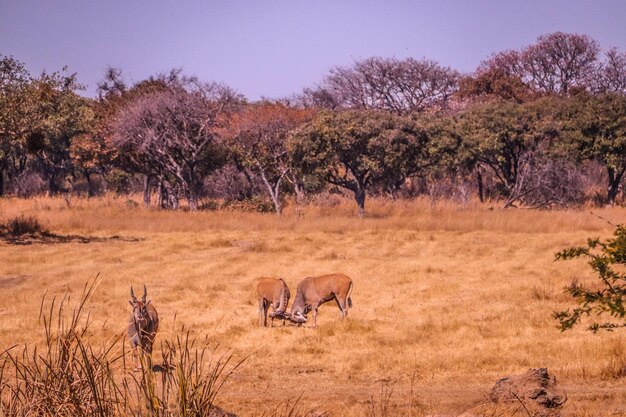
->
[256,277,284,301]
[297,274,353,303]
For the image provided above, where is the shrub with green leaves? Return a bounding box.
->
[554,225,626,332]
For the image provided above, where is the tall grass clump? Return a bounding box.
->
[131,332,246,417]
[0,279,245,417]
[0,280,125,417]
[252,395,327,417]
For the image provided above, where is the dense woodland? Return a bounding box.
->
[1,32,625,216]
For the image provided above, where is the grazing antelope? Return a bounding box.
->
[256,277,290,327]
[128,285,159,370]
[289,273,353,327]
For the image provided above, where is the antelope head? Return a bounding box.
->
[289,312,307,323]
[129,285,151,323]
[288,304,310,324]
[269,310,286,319]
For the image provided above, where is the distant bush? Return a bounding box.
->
[106,169,133,195]
[14,171,47,197]
[199,199,221,211]
[222,196,275,213]
[3,215,49,236]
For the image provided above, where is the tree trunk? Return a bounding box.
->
[607,167,625,205]
[293,182,305,219]
[143,175,151,206]
[354,187,366,218]
[156,179,163,208]
[0,167,4,197]
[188,192,198,211]
[241,167,255,199]
[476,165,484,203]
[264,185,281,215]
[85,169,94,198]
[170,191,179,210]
[258,167,283,216]
[48,176,59,196]
[269,180,282,216]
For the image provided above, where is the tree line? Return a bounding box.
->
[1,32,625,216]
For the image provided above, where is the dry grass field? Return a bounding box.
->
[1,195,626,416]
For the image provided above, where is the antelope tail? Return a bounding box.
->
[347,281,353,308]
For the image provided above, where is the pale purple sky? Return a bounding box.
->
[2,1,625,100]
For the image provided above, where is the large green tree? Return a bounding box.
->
[0,56,92,196]
[288,110,439,217]
[557,93,626,205]
[457,98,560,206]
[0,56,33,195]
[26,72,94,195]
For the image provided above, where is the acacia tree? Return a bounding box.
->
[225,102,312,214]
[302,57,459,114]
[479,32,600,96]
[0,56,94,197]
[95,68,178,203]
[597,48,626,94]
[111,81,237,210]
[559,93,626,205]
[69,132,116,197]
[66,68,133,198]
[0,55,32,195]
[288,110,435,217]
[24,71,94,195]
[521,32,600,95]
[458,98,560,207]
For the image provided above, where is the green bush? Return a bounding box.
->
[106,169,133,195]
[554,224,626,332]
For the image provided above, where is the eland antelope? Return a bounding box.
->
[128,285,159,370]
[256,277,291,327]
[289,273,353,327]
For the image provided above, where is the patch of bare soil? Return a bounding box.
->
[0,275,29,288]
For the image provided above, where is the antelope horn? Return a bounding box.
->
[130,286,138,303]
[142,285,147,303]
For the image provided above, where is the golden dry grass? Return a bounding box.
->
[1,195,626,416]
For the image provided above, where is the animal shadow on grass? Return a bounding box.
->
[150,363,176,373]
[0,231,143,245]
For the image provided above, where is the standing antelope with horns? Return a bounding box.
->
[128,285,159,370]
[256,277,291,327]
[289,273,353,327]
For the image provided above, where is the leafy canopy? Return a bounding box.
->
[555,225,626,332]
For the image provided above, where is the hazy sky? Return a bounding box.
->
[2,1,625,99]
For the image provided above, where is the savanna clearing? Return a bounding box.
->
[1,196,625,416]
